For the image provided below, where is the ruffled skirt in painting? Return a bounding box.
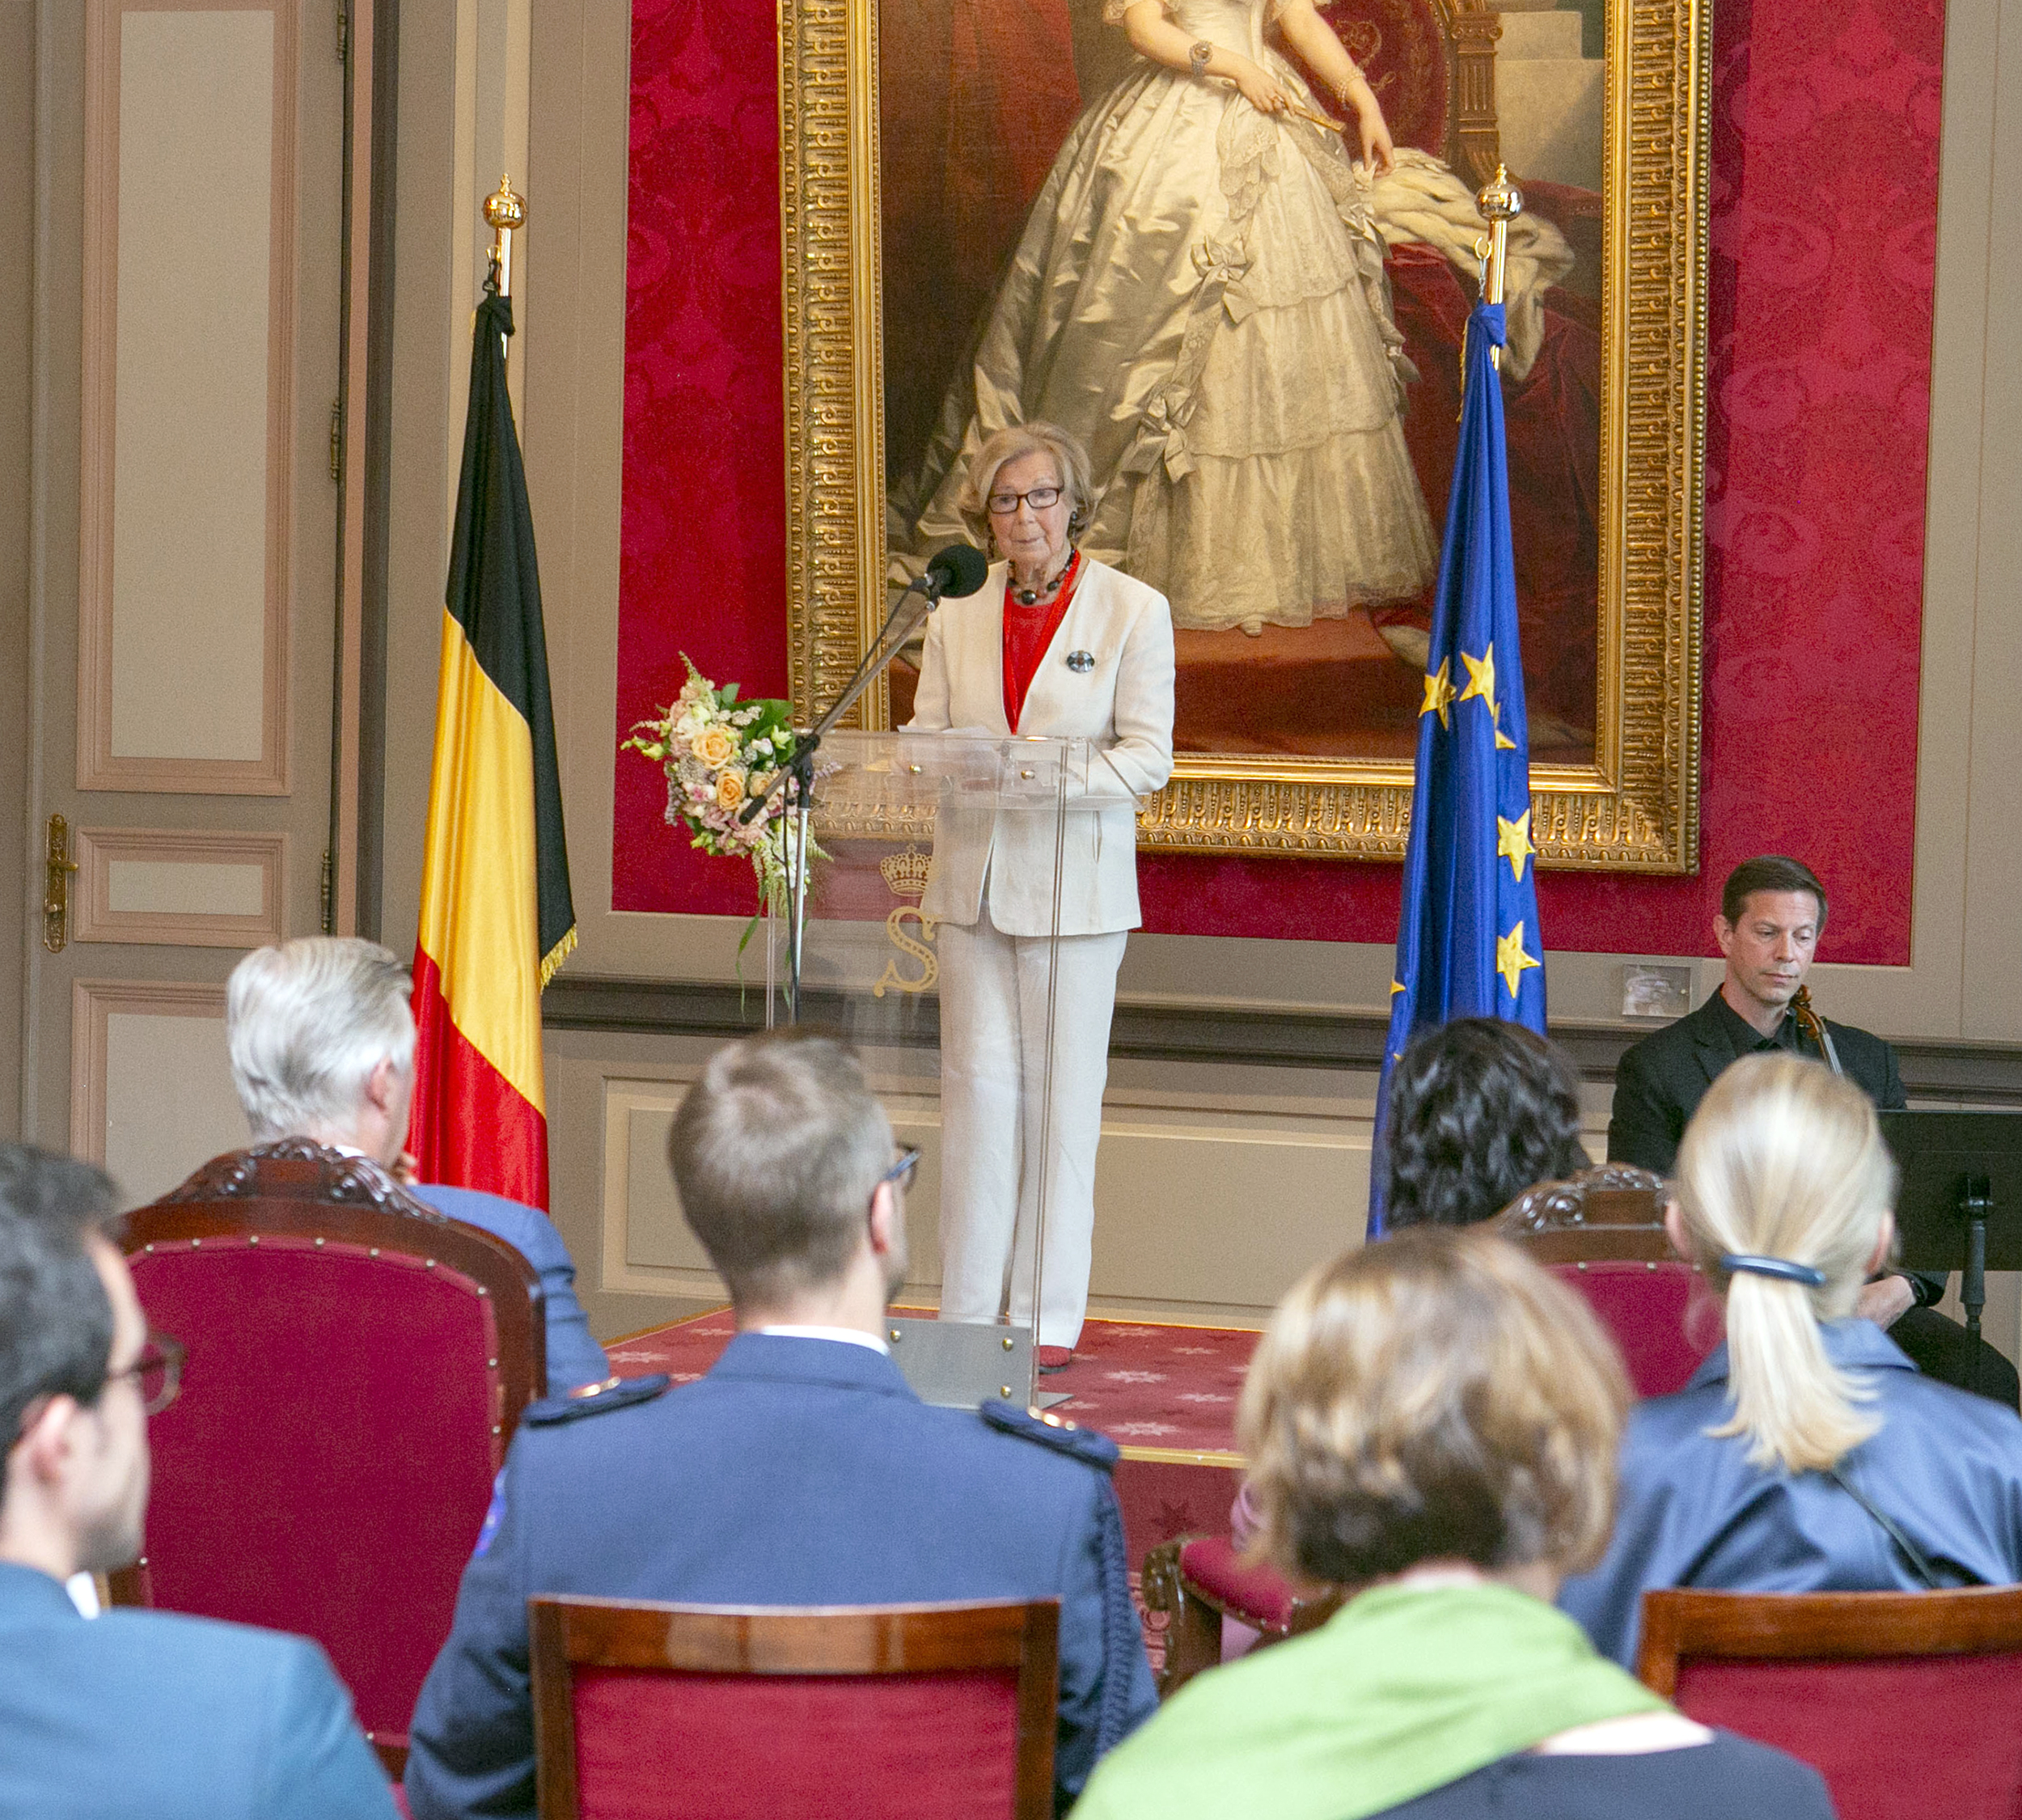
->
[892,51,1439,633]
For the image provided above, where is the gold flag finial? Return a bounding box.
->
[484,174,527,298]
[1474,163,1524,370]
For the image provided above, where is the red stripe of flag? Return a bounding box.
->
[410,946,549,1209]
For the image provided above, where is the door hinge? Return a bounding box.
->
[336,0,348,63]
[329,400,342,483]
[44,815,80,954]
[319,849,336,935]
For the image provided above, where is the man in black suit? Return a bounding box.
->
[1610,854,2018,1407]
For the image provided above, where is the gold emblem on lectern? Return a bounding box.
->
[874,844,938,998]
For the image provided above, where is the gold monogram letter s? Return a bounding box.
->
[874,908,939,997]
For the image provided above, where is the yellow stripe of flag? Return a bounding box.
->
[415,607,547,1115]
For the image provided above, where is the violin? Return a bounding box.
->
[1790,985,1843,1076]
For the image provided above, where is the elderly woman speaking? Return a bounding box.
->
[906,421,1174,1365]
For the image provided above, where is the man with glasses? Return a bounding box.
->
[405,1031,1157,1820]
[0,1144,396,1818]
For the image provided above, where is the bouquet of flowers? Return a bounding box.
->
[622,657,810,921]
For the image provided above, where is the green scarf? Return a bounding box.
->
[1077,1580,1666,1820]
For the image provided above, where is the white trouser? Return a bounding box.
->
[935,904,1127,1350]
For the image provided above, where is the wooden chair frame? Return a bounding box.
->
[1140,1539,1343,1699]
[529,1595,1062,1820]
[111,1139,547,1773]
[1637,1585,2022,1699]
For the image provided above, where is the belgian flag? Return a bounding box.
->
[408,286,575,1208]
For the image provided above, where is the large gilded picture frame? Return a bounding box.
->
[778,0,1707,869]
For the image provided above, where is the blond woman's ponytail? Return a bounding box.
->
[1673,1053,1896,1474]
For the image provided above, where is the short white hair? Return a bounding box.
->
[226,938,417,1142]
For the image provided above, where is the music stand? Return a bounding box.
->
[1879,1111,2022,1388]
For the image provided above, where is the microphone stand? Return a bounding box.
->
[739,578,948,1023]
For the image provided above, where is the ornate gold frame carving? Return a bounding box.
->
[778,0,1707,870]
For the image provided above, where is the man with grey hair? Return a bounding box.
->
[404,1031,1157,1820]
[224,938,607,1392]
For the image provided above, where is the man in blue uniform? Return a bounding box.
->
[225,938,609,1391]
[0,1145,396,1819]
[404,1031,1157,1819]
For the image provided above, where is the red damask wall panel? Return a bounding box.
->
[616,0,1934,963]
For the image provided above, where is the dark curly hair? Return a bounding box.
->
[1381,1019,1588,1229]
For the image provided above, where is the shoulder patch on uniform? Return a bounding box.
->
[522,1373,672,1426]
[979,1398,1119,1472]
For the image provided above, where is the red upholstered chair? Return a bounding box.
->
[527,1596,1060,1820]
[1637,1587,2022,1820]
[112,1141,546,1775]
[1140,1536,1340,1699]
[1498,1166,1718,1399]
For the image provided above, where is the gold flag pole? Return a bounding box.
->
[1475,164,1523,373]
[484,174,527,299]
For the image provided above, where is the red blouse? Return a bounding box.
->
[1001,553,1082,731]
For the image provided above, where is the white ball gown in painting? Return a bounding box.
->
[891,0,1440,633]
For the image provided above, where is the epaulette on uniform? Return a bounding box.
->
[522,1373,672,1427]
[979,1399,1119,1472]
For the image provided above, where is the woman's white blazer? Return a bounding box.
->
[904,557,1175,938]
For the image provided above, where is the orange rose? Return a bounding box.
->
[715,769,747,809]
[692,726,736,768]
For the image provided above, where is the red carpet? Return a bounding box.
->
[607,1308,1257,1675]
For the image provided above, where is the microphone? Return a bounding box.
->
[919,541,989,602]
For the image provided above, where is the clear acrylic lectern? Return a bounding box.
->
[763,730,1095,1409]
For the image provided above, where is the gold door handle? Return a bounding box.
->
[44,814,79,953]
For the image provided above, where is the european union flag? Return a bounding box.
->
[1369,301,1546,1235]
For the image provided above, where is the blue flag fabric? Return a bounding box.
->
[1369,302,1546,1236]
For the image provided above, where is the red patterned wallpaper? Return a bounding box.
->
[616,0,1936,963]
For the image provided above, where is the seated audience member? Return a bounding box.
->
[1380,1018,1592,1229]
[1563,1053,2022,1667]
[404,1031,1157,1819]
[0,1145,396,1820]
[1077,1228,1833,1820]
[225,938,607,1392]
[1230,1017,1593,1545]
[1609,853,2014,1407]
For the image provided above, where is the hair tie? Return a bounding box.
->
[1720,1253,1826,1289]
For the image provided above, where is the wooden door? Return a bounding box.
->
[18,0,355,1202]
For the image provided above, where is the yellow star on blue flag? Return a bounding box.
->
[1496,921,1541,997]
[1419,658,1455,730]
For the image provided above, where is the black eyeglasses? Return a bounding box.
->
[105,1332,185,1416]
[986,485,1063,515]
[877,1146,921,1195]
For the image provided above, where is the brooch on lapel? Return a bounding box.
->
[1065,650,1095,673]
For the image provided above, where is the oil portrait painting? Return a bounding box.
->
[878,0,1609,768]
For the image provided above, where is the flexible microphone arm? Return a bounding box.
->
[738,549,984,826]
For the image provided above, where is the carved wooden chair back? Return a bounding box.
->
[1639,1586,2022,1820]
[1498,1164,1715,1399]
[529,1596,1060,1820]
[113,1140,546,1772]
